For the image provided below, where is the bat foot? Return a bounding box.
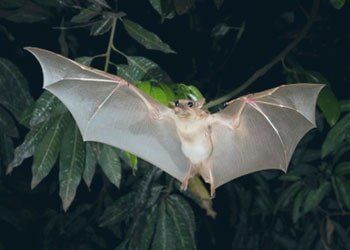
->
[180,180,189,191]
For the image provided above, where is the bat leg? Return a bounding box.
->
[180,164,196,191]
[199,161,216,198]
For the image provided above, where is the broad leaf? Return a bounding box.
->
[334,177,350,209]
[0,106,18,137]
[303,71,340,126]
[29,91,66,127]
[7,117,57,174]
[167,195,196,249]
[59,121,85,211]
[292,190,306,223]
[0,132,14,166]
[123,19,175,54]
[151,200,177,250]
[126,56,172,82]
[303,182,331,213]
[149,0,175,20]
[137,205,158,250]
[99,192,136,226]
[322,113,350,157]
[70,7,100,23]
[90,17,113,36]
[0,1,50,23]
[0,57,33,120]
[98,145,122,188]
[83,143,97,188]
[88,0,111,9]
[330,0,347,9]
[174,84,204,101]
[31,113,69,188]
[335,162,350,176]
[274,181,302,212]
[317,87,340,126]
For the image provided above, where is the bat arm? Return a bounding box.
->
[208,103,246,130]
[128,84,175,121]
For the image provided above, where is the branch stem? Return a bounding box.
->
[205,0,320,109]
[104,18,117,72]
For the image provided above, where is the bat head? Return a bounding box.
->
[171,99,206,118]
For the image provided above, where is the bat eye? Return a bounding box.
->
[174,100,180,107]
[187,101,194,107]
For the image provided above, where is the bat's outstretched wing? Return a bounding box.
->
[209,84,324,188]
[26,47,190,182]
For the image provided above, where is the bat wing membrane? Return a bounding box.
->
[210,84,324,188]
[26,47,190,182]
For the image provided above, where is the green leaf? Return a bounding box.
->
[90,17,113,36]
[83,143,97,189]
[174,84,204,101]
[98,145,122,188]
[99,192,136,226]
[0,106,18,137]
[59,121,85,211]
[340,99,350,112]
[75,56,94,66]
[121,151,138,170]
[136,81,174,105]
[7,117,56,174]
[0,57,33,120]
[302,71,340,126]
[335,162,350,176]
[127,56,172,82]
[274,181,302,212]
[317,87,340,126]
[149,0,175,20]
[173,0,195,15]
[332,177,344,210]
[137,205,158,250]
[167,195,196,249]
[303,182,331,213]
[150,84,168,105]
[292,190,306,223]
[0,1,50,23]
[322,113,350,158]
[151,201,177,250]
[29,91,66,127]
[88,0,111,8]
[70,7,100,23]
[335,177,350,209]
[122,19,175,54]
[31,113,69,188]
[330,0,347,9]
[0,132,14,166]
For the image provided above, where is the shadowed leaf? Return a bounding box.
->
[59,120,85,211]
[123,19,175,53]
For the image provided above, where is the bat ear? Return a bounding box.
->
[195,98,206,108]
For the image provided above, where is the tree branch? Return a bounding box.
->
[205,0,320,109]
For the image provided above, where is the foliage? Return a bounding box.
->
[0,0,350,249]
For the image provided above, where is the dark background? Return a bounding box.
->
[1,0,350,249]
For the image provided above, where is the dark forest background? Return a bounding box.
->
[0,0,350,249]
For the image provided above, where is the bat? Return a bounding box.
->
[26,47,324,196]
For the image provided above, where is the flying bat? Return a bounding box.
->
[26,47,324,196]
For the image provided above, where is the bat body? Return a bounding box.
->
[26,47,324,196]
